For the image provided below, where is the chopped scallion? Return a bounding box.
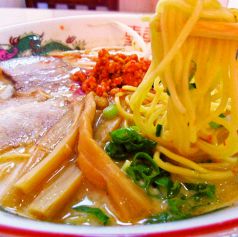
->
[103,104,118,119]
[72,205,109,225]
[209,113,226,129]
[156,124,162,137]
[189,83,196,90]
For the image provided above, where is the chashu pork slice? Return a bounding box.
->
[0,98,67,151]
[0,56,75,96]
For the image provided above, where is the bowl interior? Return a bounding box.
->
[0,14,237,237]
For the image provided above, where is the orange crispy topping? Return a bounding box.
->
[71,49,150,97]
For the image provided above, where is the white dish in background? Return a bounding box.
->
[0,14,238,237]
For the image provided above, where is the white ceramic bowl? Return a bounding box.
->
[0,14,238,237]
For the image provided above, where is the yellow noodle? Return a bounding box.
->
[115,93,133,121]
[159,146,208,173]
[154,152,233,180]
[115,0,238,182]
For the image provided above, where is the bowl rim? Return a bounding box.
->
[0,13,148,32]
[0,207,238,237]
[0,14,238,236]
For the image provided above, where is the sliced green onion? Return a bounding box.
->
[121,160,132,172]
[72,205,109,225]
[209,121,221,129]
[165,88,170,96]
[154,176,171,188]
[103,104,118,119]
[156,124,163,137]
[189,83,196,90]
[209,113,226,129]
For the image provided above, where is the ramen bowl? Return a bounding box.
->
[0,14,238,237]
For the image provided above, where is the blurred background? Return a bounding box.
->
[0,0,234,29]
[0,0,159,13]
